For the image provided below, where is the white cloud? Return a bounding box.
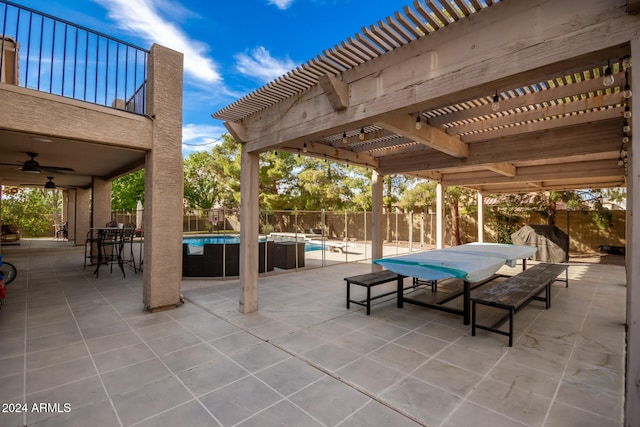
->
[268,0,295,10]
[234,46,296,84]
[95,0,221,84]
[182,123,226,155]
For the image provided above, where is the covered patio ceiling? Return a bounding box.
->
[0,129,145,189]
[213,0,638,195]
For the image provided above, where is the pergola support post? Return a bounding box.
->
[477,192,484,243]
[625,37,640,427]
[371,170,384,271]
[239,148,260,313]
[436,182,444,249]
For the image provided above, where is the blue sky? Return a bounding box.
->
[18,0,410,155]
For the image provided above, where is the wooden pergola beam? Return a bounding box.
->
[378,118,621,174]
[461,107,623,143]
[283,141,379,168]
[375,113,468,158]
[429,72,625,127]
[448,92,624,136]
[442,159,623,187]
[318,74,349,111]
[472,178,626,194]
[485,163,516,177]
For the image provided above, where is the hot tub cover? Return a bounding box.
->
[511,224,569,263]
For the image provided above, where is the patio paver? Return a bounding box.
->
[0,243,626,426]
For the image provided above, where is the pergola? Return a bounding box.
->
[213,0,640,423]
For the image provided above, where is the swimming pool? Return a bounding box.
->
[183,236,324,252]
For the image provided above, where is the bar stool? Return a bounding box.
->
[94,228,125,278]
[121,224,137,274]
[84,229,98,269]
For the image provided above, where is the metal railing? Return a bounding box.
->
[0,0,148,114]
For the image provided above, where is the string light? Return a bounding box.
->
[415,114,422,130]
[603,60,615,86]
[623,120,631,133]
[623,133,630,144]
[624,68,632,98]
[303,143,308,153]
[359,127,365,140]
[491,90,500,111]
[624,105,632,118]
[342,131,347,144]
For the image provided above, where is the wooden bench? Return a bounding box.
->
[471,263,569,346]
[345,270,406,315]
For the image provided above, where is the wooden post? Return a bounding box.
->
[371,170,384,271]
[436,182,444,249]
[239,148,260,313]
[625,37,640,427]
[477,192,484,242]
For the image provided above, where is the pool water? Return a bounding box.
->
[183,236,324,252]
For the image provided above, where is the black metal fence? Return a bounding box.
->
[108,207,626,276]
[0,0,148,114]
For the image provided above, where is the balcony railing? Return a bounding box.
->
[0,0,148,114]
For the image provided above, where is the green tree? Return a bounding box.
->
[1,187,60,237]
[398,180,436,212]
[183,134,241,210]
[260,150,297,211]
[384,175,415,241]
[295,158,370,211]
[445,186,476,246]
[184,151,218,209]
[111,169,145,210]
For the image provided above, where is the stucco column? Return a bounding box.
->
[75,187,90,246]
[65,189,76,242]
[92,177,112,227]
[143,44,184,311]
[239,147,260,313]
[626,38,639,427]
[75,188,92,246]
[477,191,484,242]
[436,182,444,249]
[371,170,384,271]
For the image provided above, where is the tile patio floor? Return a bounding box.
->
[0,242,626,426]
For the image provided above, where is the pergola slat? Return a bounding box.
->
[371,23,402,48]
[413,0,441,29]
[340,41,372,63]
[426,0,451,27]
[347,37,379,59]
[385,16,416,42]
[396,9,426,37]
[403,5,432,34]
[362,26,394,52]
[355,33,385,56]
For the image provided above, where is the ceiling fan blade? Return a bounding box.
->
[40,165,75,173]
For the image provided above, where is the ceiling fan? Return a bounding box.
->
[0,152,75,174]
[21,176,72,189]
